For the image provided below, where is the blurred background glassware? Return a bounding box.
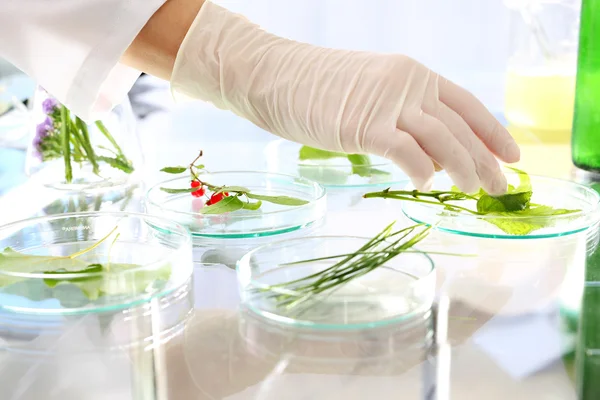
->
[503,0,581,143]
[24,85,144,193]
[0,212,193,400]
[0,70,34,147]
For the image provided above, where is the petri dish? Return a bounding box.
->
[264,139,409,188]
[145,171,327,239]
[401,171,600,239]
[0,212,193,314]
[0,212,194,400]
[237,236,435,330]
[399,171,600,316]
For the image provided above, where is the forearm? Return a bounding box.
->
[121,0,206,80]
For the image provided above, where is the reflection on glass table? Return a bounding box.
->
[161,263,582,400]
[166,263,435,400]
[0,212,193,400]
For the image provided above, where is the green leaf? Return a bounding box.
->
[476,169,533,213]
[0,248,172,301]
[97,156,134,174]
[299,146,347,161]
[347,154,389,177]
[246,193,309,206]
[485,206,579,235]
[160,186,197,194]
[242,200,262,210]
[200,196,245,214]
[0,248,88,287]
[160,166,188,174]
[215,186,250,194]
[43,264,104,288]
[477,191,532,213]
[506,167,532,193]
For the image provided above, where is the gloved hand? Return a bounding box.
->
[171,1,520,195]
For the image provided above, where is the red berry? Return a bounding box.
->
[190,180,205,197]
[208,192,226,204]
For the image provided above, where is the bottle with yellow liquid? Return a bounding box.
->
[504,0,581,143]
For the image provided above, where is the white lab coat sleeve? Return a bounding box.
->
[0,0,167,121]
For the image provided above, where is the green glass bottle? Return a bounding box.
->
[576,181,600,399]
[571,0,600,172]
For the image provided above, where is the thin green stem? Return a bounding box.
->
[260,224,434,312]
[95,121,124,156]
[60,106,72,183]
[265,223,401,289]
[77,117,100,175]
[364,192,481,215]
[66,119,84,161]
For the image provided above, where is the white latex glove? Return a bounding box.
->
[171,1,520,195]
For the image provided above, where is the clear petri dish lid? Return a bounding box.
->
[264,139,409,188]
[401,171,600,239]
[0,212,193,315]
[145,171,327,240]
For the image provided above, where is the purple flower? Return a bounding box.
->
[33,117,53,160]
[42,97,59,114]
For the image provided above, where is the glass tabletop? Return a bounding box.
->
[0,110,596,399]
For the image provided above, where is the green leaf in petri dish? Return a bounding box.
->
[241,200,263,210]
[477,191,532,213]
[0,250,172,301]
[160,187,198,194]
[246,193,309,206]
[299,146,389,179]
[160,166,188,174]
[485,206,579,236]
[347,154,390,177]
[200,195,245,214]
[298,146,347,161]
[365,169,580,236]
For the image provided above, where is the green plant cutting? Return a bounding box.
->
[160,150,309,214]
[0,226,170,301]
[363,168,580,236]
[299,145,389,178]
[33,92,134,184]
[256,222,440,313]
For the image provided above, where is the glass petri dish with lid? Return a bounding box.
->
[145,171,327,267]
[264,138,409,189]
[0,212,194,400]
[399,171,600,316]
[237,236,435,331]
